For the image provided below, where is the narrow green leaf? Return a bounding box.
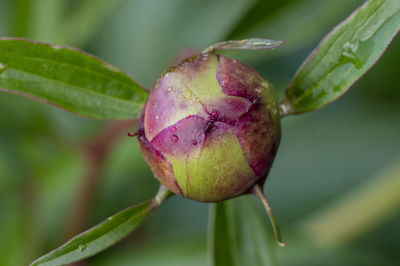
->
[31,200,156,266]
[282,0,400,115]
[209,196,276,266]
[225,0,363,64]
[203,39,284,53]
[31,185,172,266]
[0,38,148,119]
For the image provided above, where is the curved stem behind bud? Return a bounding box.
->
[253,184,286,247]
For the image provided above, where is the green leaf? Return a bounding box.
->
[282,0,400,115]
[31,200,156,266]
[31,185,172,266]
[203,38,284,53]
[209,196,276,266]
[225,0,363,64]
[0,38,148,120]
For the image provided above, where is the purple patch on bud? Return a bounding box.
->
[217,56,281,177]
[151,116,206,158]
[137,130,183,196]
[217,56,264,101]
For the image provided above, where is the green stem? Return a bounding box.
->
[253,184,286,247]
[153,184,173,206]
[279,96,294,118]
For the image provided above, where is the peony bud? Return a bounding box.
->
[137,53,281,202]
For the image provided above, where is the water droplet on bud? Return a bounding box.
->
[220,73,230,86]
[184,89,192,99]
[200,53,209,61]
[261,81,270,88]
[192,140,198,145]
[171,134,179,143]
[167,87,173,92]
[169,126,177,133]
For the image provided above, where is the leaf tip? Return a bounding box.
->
[253,184,286,247]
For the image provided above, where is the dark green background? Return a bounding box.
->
[0,0,399,265]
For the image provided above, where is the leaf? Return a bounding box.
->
[225,0,363,64]
[282,0,400,115]
[203,38,285,53]
[30,185,172,266]
[0,38,148,120]
[30,200,156,266]
[209,196,276,266]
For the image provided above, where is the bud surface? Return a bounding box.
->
[137,53,281,202]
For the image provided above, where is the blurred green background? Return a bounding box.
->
[0,0,399,265]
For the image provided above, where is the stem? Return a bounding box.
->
[153,184,173,206]
[253,184,286,247]
[279,97,294,118]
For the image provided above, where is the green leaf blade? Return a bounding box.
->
[209,197,276,266]
[0,38,148,119]
[31,200,156,266]
[283,0,400,114]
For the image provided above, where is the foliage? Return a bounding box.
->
[0,38,147,119]
[282,0,400,114]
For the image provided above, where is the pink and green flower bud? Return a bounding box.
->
[137,53,281,202]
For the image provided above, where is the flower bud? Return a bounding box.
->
[137,53,281,202]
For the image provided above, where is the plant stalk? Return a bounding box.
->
[153,184,173,206]
[279,96,294,118]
